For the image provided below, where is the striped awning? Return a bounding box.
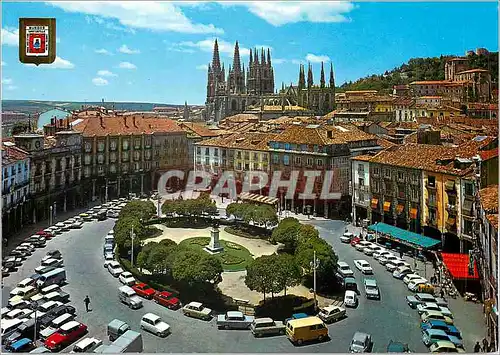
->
[371,198,378,210]
[239,192,278,205]
[383,201,391,212]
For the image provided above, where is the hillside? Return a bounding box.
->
[339,51,498,93]
[1,100,183,114]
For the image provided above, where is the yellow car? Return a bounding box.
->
[430,340,465,353]
[9,286,39,304]
[421,310,453,325]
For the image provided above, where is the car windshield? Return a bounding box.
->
[353,340,365,346]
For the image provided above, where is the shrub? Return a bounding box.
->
[225,241,241,250]
[221,254,245,265]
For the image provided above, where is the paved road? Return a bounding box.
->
[3,217,484,352]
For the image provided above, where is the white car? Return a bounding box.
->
[41,258,63,268]
[71,221,83,229]
[393,266,413,279]
[107,261,124,277]
[71,337,103,353]
[363,245,379,256]
[55,222,69,231]
[30,300,63,319]
[65,218,76,225]
[354,260,373,274]
[107,230,114,237]
[355,241,371,252]
[344,290,358,308]
[103,254,115,268]
[340,232,354,243]
[408,278,429,292]
[5,308,33,319]
[385,259,408,272]
[373,250,391,261]
[417,303,454,318]
[337,262,354,278]
[140,313,171,337]
[16,277,36,289]
[379,254,399,265]
[119,272,136,286]
[403,274,424,285]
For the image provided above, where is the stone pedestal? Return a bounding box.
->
[204,225,224,254]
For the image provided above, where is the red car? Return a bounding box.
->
[154,291,181,310]
[44,321,87,351]
[350,237,361,246]
[132,283,156,299]
[36,230,54,239]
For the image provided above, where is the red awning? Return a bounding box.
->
[441,253,479,280]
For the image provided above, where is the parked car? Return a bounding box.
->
[1,319,27,343]
[250,318,286,337]
[386,340,411,353]
[393,266,413,279]
[70,337,102,353]
[107,319,130,342]
[417,303,453,318]
[44,321,88,352]
[344,290,358,308]
[78,213,93,222]
[285,316,328,345]
[41,258,63,268]
[217,311,254,330]
[42,250,62,261]
[55,222,69,231]
[365,245,385,256]
[26,235,46,247]
[10,249,29,260]
[355,241,372,252]
[350,237,361,246]
[363,278,380,300]
[4,318,41,346]
[31,301,63,319]
[15,246,33,256]
[422,328,463,349]
[118,272,136,286]
[182,302,212,320]
[354,259,373,274]
[337,261,354,278]
[140,313,170,337]
[132,283,156,299]
[70,221,83,229]
[107,261,124,277]
[408,279,430,292]
[340,232,354,243]
[406,293,437,308]
[429,340,465,353]
[153,291,181,310]
[39,313,75,340]
[38,305,77,329]
[36,230,54,240]
[5,308,33,320]
[373,250,392,261]
[103,254,115,268]
[9,286,39,303]
[317,305,346,323]
[403,273,424,285]
[349,332,372,353]
[118,286,143,309]
[421,310,453,325]
[379,254,399,266]
[386,260,409,272]
[6,338,36,353]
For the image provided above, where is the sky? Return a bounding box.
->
[1,1,498,105]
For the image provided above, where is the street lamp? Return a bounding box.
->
[310,251,320,311]
[30,301,38,345]
[49,206,53,226]
[157,194,161,218]
[130,226,135,268]
[374,222,379,244]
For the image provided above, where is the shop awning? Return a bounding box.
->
[371,198,378,210]
[383,201,391,212]
[441,252,479,280]
[396,204,404,215]
[367,222,441,250]
[445,180,456,191]
[462,199,473,214]
[410,208,418,219]
[239,192,278,205]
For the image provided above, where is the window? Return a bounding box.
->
[237,151,242,159]
[273,154,279,164]
[245,163,249,170]
[373,167,380,175]
[205,157,209,165]
[237,162,242,170]
[317,159,323,167]
[134,151,140,161]
[205,148,209,155]
[295,156,301,165]
[134,138,141,149]
[428,176,436,187]
[253,153,258,160]
[464,182,474,196]
[463,219,473,235]
[122,140,129,150]
[411,188,419,200]
[196,147,201,155]
[358,178,364,186]
[307,158,313,167]
[214,148,218,157]
[98,141,105,152]
[285,143,290,150]
[283,155,290,166]
[214,160,219,167]
[397,171,404,180]
[144,137,151,147]
[97,154,104,164]
[385,169,391,178]
[244,152,250,160]
[122,151,129,162]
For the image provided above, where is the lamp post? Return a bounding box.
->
[310,251,320,311]
[157,194,161,218]
[130,226,135,268]
[49,206,53,226]
[375,222,379,244]
[31,301,38,345]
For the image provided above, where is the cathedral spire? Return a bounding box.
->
[232,41,241,72]
[298,64,305,90]
[267,48,271,66]
[249,49,253,65]
[212,39,221,70]
[254,48,259,64]
[320,62,325,88]
[261,48,265,65]
[329,62,335,88]
[307,62,313,89]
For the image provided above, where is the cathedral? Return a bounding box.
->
[205,40,336,121]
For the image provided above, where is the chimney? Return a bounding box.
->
[124,116,128,128]
[133,116,137,128]
[51,118,55,126]
[100,116,104,128]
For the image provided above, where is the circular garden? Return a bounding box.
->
[179,237,254,272]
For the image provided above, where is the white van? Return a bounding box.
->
[344,290,358,308]
[36,268,66,288]
[118,286,143,309]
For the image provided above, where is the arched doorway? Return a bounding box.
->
[231,100,237,111]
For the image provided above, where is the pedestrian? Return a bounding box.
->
[482,338,489,352]
[399,250,403,258]
[84,295,91,312]
[474,342,482,352]
[440,288,445,299]
[488,340,495,352]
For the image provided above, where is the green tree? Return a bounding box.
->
[270,217,301,252]
[11,122,29,136]
[120,200,156,221]
[114,216,146,251]
[136,242,157,271]
[171,249,223,286]
[245,255,276,301]
[275,253,302,296]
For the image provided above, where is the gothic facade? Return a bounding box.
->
[205,40,336,121]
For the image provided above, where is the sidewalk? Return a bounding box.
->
[3,201,101,254]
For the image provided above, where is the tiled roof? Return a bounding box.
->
[479,185,498,213]
[196,132,277,151]
[178,122,221,137]
[273,125,331,145]
[352,154,373,162]
[221,114,259,123]
[410,80,452,85]
[456,68,490,75]
[479,148,499,161]
[72,115,185,136]
[486,214,498,230]
[377,138,397,148]
[2,145,29,165]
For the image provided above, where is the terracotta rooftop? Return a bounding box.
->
[196,132,277,151]
[352,154,373,162]
[178,122,222,138]
[222,114,260,123]
[377,138,397,149]
[486,214,498,231]
[2,145,29,165]
[479,185,498,213]
[72,115,185,136]
[456,68,490,75]
[273,125,331,145]
[410,80,452,85]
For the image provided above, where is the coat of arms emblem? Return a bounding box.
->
[19,18,56,65]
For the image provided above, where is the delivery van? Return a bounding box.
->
[118,286,143,309]
[36,268,66,288]
[285,316,328,345]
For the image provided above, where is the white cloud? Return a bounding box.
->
[220,1,355,26]
[196,64,208,70]
[5,85,18,91]
[2,78,13,85]
[273,58,287,64]
[1,61,6,66]
[1,27,19,46]
[118,44,140,54]
[174,38,250,57]
[95,48,112,55]
[56,37,61,44]
[305,53,330,63]
[97,70,117,77]
[92,77,109,86]
[25,56,75,69]
[49,2,224,34]
[118,61,137,69]
[291,59,305,65]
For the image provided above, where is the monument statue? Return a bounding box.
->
[204,224,224,254]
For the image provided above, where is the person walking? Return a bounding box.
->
[440,288,445,299]
[84,295,91,312]
[482,338,489,352]
[474,341,482,352]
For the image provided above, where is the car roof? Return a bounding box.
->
[11,338,32,348]
[425,310,445,316]
[227,311,243,317]
[254,317,274,324]
[337,261,349,266]
[427,319,447,326]
[431,340,456,348]
[353,332,370,341]
[288,316,323,327]
[60,321,80,330]
[345,290,356,296]
[323,305,342,312]
[143,313,160,321]
[75,337,96,348]
[364,278,377,286]
[426,328,448,335]
[188,301,202,307]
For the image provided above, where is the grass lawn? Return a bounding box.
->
[179,237,254,272]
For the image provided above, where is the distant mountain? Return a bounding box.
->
[338,51,498,93]
[1,100,184,114]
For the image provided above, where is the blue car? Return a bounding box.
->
[421,319,448,331]
[284,312,309,325]
[445,325,462,339]
[5,338,35,353]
